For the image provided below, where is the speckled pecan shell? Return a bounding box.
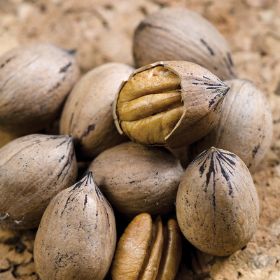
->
[60,63,133,158]
[0,134,77,229]
[88,142,183,216]
[191,79,273,171]
[34,172,116,280]
[133,7,236,80]
[0,43,80,134]
[176,147,259,256]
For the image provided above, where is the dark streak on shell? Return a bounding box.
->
[80,123,96,139]
[252,144,260,158]
[61,172,93,217]
[0,55,16,68]
[135,21,169,35]
[59,62,72,73]
[194,149,236,201]
[0,134,77,229]
[200,38,215,56]
[34,171,116,280]
[176,147,259,256]
[0,44,80,134]
[191,78,230,108]
[57,142,75,182]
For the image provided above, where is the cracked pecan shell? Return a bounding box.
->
[114,61,229,149]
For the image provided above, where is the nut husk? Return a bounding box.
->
[34,172,116,280]
[191,79,273,171]
[0,134,77,229]
[60,63,134,158]
[113,61,229,149]
[111,213,182,280]
[0,43,80,134]
[88,142,183,216]
[133,7,236,80]
[176,147,259,256]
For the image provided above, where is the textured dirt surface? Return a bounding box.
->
[0,0,279,279]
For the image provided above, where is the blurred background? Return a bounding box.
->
[0,0,279,94]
